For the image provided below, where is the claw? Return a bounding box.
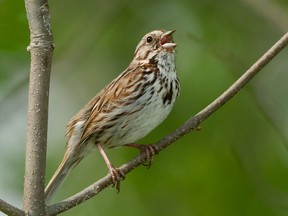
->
[109,167,125,192]
[97,144,125,192]
[124,144,158,168]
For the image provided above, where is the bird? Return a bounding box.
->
[45,29,180,204]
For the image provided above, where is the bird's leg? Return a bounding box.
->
[124,144,159,168]
[97,144,125,192]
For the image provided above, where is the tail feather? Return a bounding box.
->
[45,155,78,204]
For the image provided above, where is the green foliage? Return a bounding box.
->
[1,0,288,215]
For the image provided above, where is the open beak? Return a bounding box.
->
[160,30,177,49]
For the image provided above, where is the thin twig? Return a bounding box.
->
[0,199,24,216]
[47,32,288,215]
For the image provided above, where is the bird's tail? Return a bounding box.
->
[45,153,81,204]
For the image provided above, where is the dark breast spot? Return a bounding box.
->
[162,81,174,105]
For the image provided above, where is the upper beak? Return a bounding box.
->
[160,30,177,49]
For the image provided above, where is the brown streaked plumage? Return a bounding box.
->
[45,30,180,203]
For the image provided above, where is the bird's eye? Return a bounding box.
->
[146,36,153,43]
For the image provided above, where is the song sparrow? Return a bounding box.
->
[45,29,180,203]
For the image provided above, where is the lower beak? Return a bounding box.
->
[160,30,177,49]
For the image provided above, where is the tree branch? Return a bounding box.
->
[47,32,288,215]
[23,0,54,215]
[0,199,24,216]
[0,1,54,215]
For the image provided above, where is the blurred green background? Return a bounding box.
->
[1,0,288,215]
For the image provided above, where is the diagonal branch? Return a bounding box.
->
[0,199,24,216]
[47,32,288,215]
